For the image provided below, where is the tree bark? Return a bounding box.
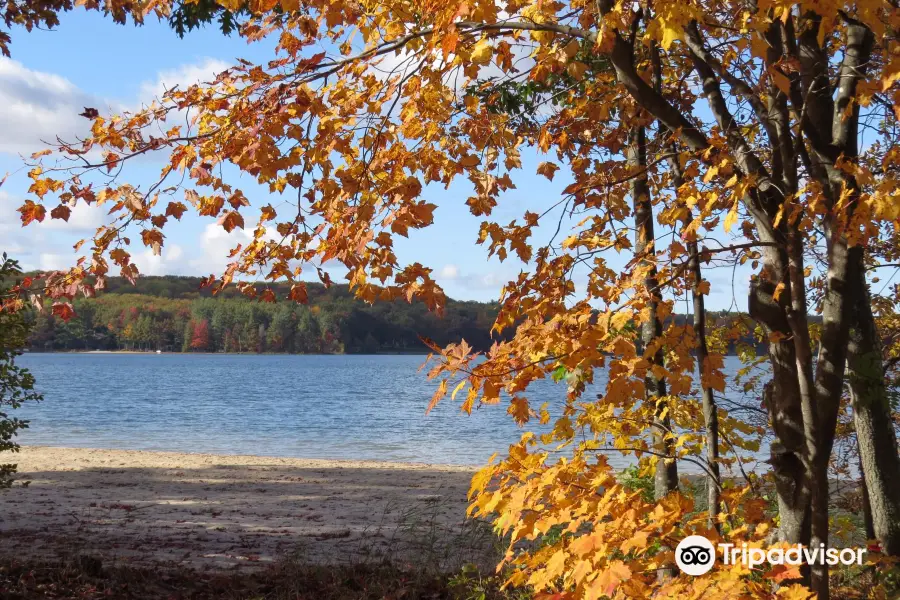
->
[848,270,900,556]
[626,126,678,500]
[856,433,876,542]
[688,242,721,531]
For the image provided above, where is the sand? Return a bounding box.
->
[0,447,492,572]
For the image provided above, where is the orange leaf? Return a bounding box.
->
[593,561,632,597]
[537,161,559,181]
[426,379,447,414]
[220,211,245,233]
[165,201,188,220]
[18,201,46,226]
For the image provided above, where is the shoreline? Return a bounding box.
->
[15,444,478,470]
[0,446,485,572]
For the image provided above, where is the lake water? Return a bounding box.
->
[14,353,751,468]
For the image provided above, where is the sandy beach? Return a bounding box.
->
[0,447,490,572]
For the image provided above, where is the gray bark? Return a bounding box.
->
[626,126,678,500]
[848,272,900,556]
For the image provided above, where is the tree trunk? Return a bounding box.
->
[856,434,876,542]
[750,260,811,547]
[627,126,678,500]
[848,271,900,556]
[687,243,721,531]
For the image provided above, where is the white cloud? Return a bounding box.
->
[137,58,232,102]
[439,264,460,279]
[0,57,232,158]
[134,244,185,276]
[38,201,105,232]
[0,58,102,156]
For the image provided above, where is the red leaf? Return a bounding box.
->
[289,283,308,303]
[51,302,76,322]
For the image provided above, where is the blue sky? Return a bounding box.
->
[0,12,751,311]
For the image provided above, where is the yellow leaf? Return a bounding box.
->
[773,282,786,302]
[545,549,567,579]
[620,531,649,554]
[451,380,466,401]
[657,16,684,51]
[769,68,792,95]
[724,202,739,233]
[703,165,719,183]
[566,61,587,79]
[217,0,242,11]
[610,310,631,330]
[697,280,711,295]
[470,38,492,65]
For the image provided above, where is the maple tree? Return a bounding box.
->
[14,0,900,597]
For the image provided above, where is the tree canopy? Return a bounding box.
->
[11,0,900,598]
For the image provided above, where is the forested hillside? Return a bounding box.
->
[24,276,501,354]
[19,275,766,355]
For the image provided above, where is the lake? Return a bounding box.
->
[14,353,751,468]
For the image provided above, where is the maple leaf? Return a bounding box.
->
[289,283,308,303]
[426,379,447,414]
[260,204,277,221]
[536,162,559,181]
[592,560,632,597]
[18,200,46,225]
[50,204,71,221]
[51,301,75,321]
[165,202,188,220]
[470,38,492,65]
[220,211,245,233]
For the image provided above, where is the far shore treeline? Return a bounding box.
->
[21,275,501,354]
[16,275,766,355]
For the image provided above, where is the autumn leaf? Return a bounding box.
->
[260,204,277,221]
[426,379,447,414]
[697,280,711,295]
[51,301,75,321]
[165,201,188,220]
[591,561,632,597]
[769,67,792,95]
[50,204,71,221]
[470,38,492,65]
[220,211,245,233]
[18,200,46,225]
[289,283,308,303]
[724,202,739,233]
[536,162,559,181]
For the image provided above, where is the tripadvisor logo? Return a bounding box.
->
[676,535,716,575]
[675,535,867,576]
